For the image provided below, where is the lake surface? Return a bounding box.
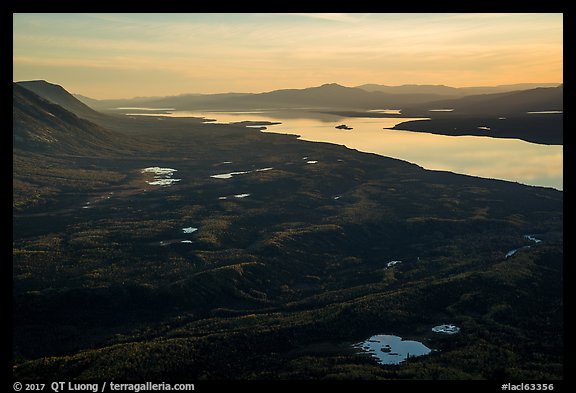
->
[353,334,432,365]
[125,109,562,190]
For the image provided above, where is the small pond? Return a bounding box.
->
[386,260,402,268]
[432,324,460,334]
[141,167,181,186]
[353,334,432,365]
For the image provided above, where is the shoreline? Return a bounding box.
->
[318,110,563,146]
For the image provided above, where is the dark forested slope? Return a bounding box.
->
[13,82,563,380]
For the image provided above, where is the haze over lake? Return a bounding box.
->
[121,109,562,190]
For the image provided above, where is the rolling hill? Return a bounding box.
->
[12,83,149,212]
[388,85,563,145]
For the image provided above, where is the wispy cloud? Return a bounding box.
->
[280,13,366,23]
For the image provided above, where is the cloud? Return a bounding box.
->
[280,13,366,23]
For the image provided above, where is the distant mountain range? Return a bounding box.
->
[70,81,562,114]
[236,83,449,109]
[75,83,450,111]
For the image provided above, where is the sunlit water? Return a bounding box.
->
[141,167,181,186]
[210,167,274,179]
[126,110,562,190]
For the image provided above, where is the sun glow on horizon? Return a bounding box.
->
[13,13,563,99]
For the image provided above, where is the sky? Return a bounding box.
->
[13,13,563,99]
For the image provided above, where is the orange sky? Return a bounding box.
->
[13,13,563,99]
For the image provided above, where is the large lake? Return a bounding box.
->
[122,109,563,190]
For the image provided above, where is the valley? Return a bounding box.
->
[12,82,563,381]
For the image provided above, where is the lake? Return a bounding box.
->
[123,109,562,190]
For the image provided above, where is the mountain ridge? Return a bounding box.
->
[13,83,133,155]
[17,80,105,121]
[75,82,455,111]
[67,80,562,113]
